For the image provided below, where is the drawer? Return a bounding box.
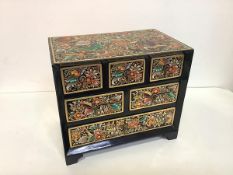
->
[130,83,179,111]
[65,91,124,122]
[61,64,103,94]
[68,107,175,148]
[150,54,184,82]
[109,59,145,88]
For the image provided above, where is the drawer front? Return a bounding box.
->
[109,59,145,88]
[130,83,179,111]
[65,91,124,122]
[150,54,184,82]
[68,107,175,148]
[61,64,102,94]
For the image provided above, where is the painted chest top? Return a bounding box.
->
[48,29,191,64]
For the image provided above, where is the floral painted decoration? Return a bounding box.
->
[61,64,102,94]
[109,59,145,88]
[150,54,184,81]
[130,83,179,110]
[65,92,124,122]
[69,108,175,148]
[49,29,191,64]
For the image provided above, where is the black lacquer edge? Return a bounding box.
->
[51,49,193,165]
[173,49,193,130]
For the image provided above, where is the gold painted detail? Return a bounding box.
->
[65,92,124,122]
[61,64,102,94]
[130,83,179,110]
[109,59,145,88]
[150,54,184,82]
[69,107,175,148]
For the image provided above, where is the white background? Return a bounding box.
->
[0,0,233,92]
[1,0,233,174]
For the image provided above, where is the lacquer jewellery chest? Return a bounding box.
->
[48,29,193,165]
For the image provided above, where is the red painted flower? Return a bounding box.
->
[94,129,105,140]
[168,66,178,74]
[127,119,139,129]
[143,97,152,104]
[73,112,85,120]
[152,87,160,94]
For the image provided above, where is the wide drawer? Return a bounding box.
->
[68,107,175,148]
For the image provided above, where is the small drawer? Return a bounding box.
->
[109,59,145,88]
[68,107,175,148]
[61,64,103,94]
[130,83,179,111]
[65,91,124,122]
[150,54,184,82]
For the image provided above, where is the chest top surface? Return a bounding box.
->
[48,29,192,65]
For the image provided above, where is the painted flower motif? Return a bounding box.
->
[168,65,178,74]
[84,107,94,116]
[151,87,160,94]
[92,97,101,105]
[71,131,80,141]
[158,59,166,65]
[146,115,156,127]
[73,112,85,120]
[128,70,138,79]
[86,77,91,83]
[86,68,99,78]
[134,101,143,108]
[127,118,139,129]
[92,79,100,86]
[143,96,152,105]
[94,129,105,140]
[117,65,125,71]
[142,92,153,105]
[70,70,81,77]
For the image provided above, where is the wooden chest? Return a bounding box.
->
[48,29,193,165]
